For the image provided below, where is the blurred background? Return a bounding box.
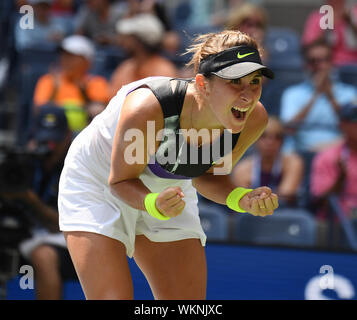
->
[0,0,357,300]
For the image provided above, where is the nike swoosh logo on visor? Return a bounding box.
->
[237,52,255,59]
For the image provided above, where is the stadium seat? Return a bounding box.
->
[338,64,357,87]
[265,27,303,72]
[296,151,317,209]
[328,195,357,251]
[15,47,59,146]
[198,203,230,241]
[261,80,293,116]
[90,46,127,80]
[172,1,192,29]
[265,27,301,56]
[232,207,317,247]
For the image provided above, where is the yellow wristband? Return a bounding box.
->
[226,187,253,213]
[144,193,171,220]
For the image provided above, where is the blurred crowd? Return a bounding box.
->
[0,0,356,299]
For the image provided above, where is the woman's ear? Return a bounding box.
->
[195,74,210,97]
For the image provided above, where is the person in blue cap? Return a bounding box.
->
[1,104,76,299]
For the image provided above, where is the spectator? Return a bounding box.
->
[75,0,127,47]
[186,0,244,28]
[109,13,178,98]
[280,39,357,154]
[130,0,182,56]
[1,105,76,299]
[231,116,304,207]
[51,0,79,16]
[225,2,268,51]
[50,0,81,35]
[310,102,357,247]
[33,35,110,133]
[302,0,357,66]
[15,0,66,51]
[178,0,216,28]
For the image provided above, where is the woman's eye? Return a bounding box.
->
[251,78,261,85]
[230,79,240,85]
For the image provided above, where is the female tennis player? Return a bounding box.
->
[58,29,279,299]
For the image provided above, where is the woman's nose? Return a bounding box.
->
[240,95,250,103]
[238,93,253,104]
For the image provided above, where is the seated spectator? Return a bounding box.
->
[225,2,268,54]
[231,117,304,207]
[15,0,66,51]
[50,0,81,35]
[129,0,181,56]
[75,0,127,47]
[280,39,357,153]
[310,103,357,247]
[109,13,178,98]
[51,0,79,16]
[302,0,357,66]
[1,105,76,299]
[186,0,243,28]
[33,35,110,133]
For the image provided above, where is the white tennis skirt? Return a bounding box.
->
[58,125,207,258]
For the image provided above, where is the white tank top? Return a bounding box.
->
[65,77,169,184]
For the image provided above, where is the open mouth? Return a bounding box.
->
[231,106,248,121]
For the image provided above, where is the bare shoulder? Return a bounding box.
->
[119,87,164,130]
[233,156,254,174]
[231,156,254,186]
[247,101,268,131]
[109,86,164,183]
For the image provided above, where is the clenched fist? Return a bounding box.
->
[156,187,186,218]
[239,186,279,217]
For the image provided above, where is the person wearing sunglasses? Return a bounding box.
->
[280,39,357,154]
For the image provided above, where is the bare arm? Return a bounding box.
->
[24,190,59,232]
[0,190,59,232]
[230,158,253,188]
[192,173,239,205]
[108,88,161,210]
[192,102,279,215]
[288,70,340,126]
[107,88,186,218]
[192,101,268,202]
[288,93,319,124]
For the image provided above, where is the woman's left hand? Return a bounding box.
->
[239,186,279,217]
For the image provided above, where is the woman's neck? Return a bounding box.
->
[186,83,223,132]
[180,83,223,146]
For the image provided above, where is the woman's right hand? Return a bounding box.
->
[156,187,186,218]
